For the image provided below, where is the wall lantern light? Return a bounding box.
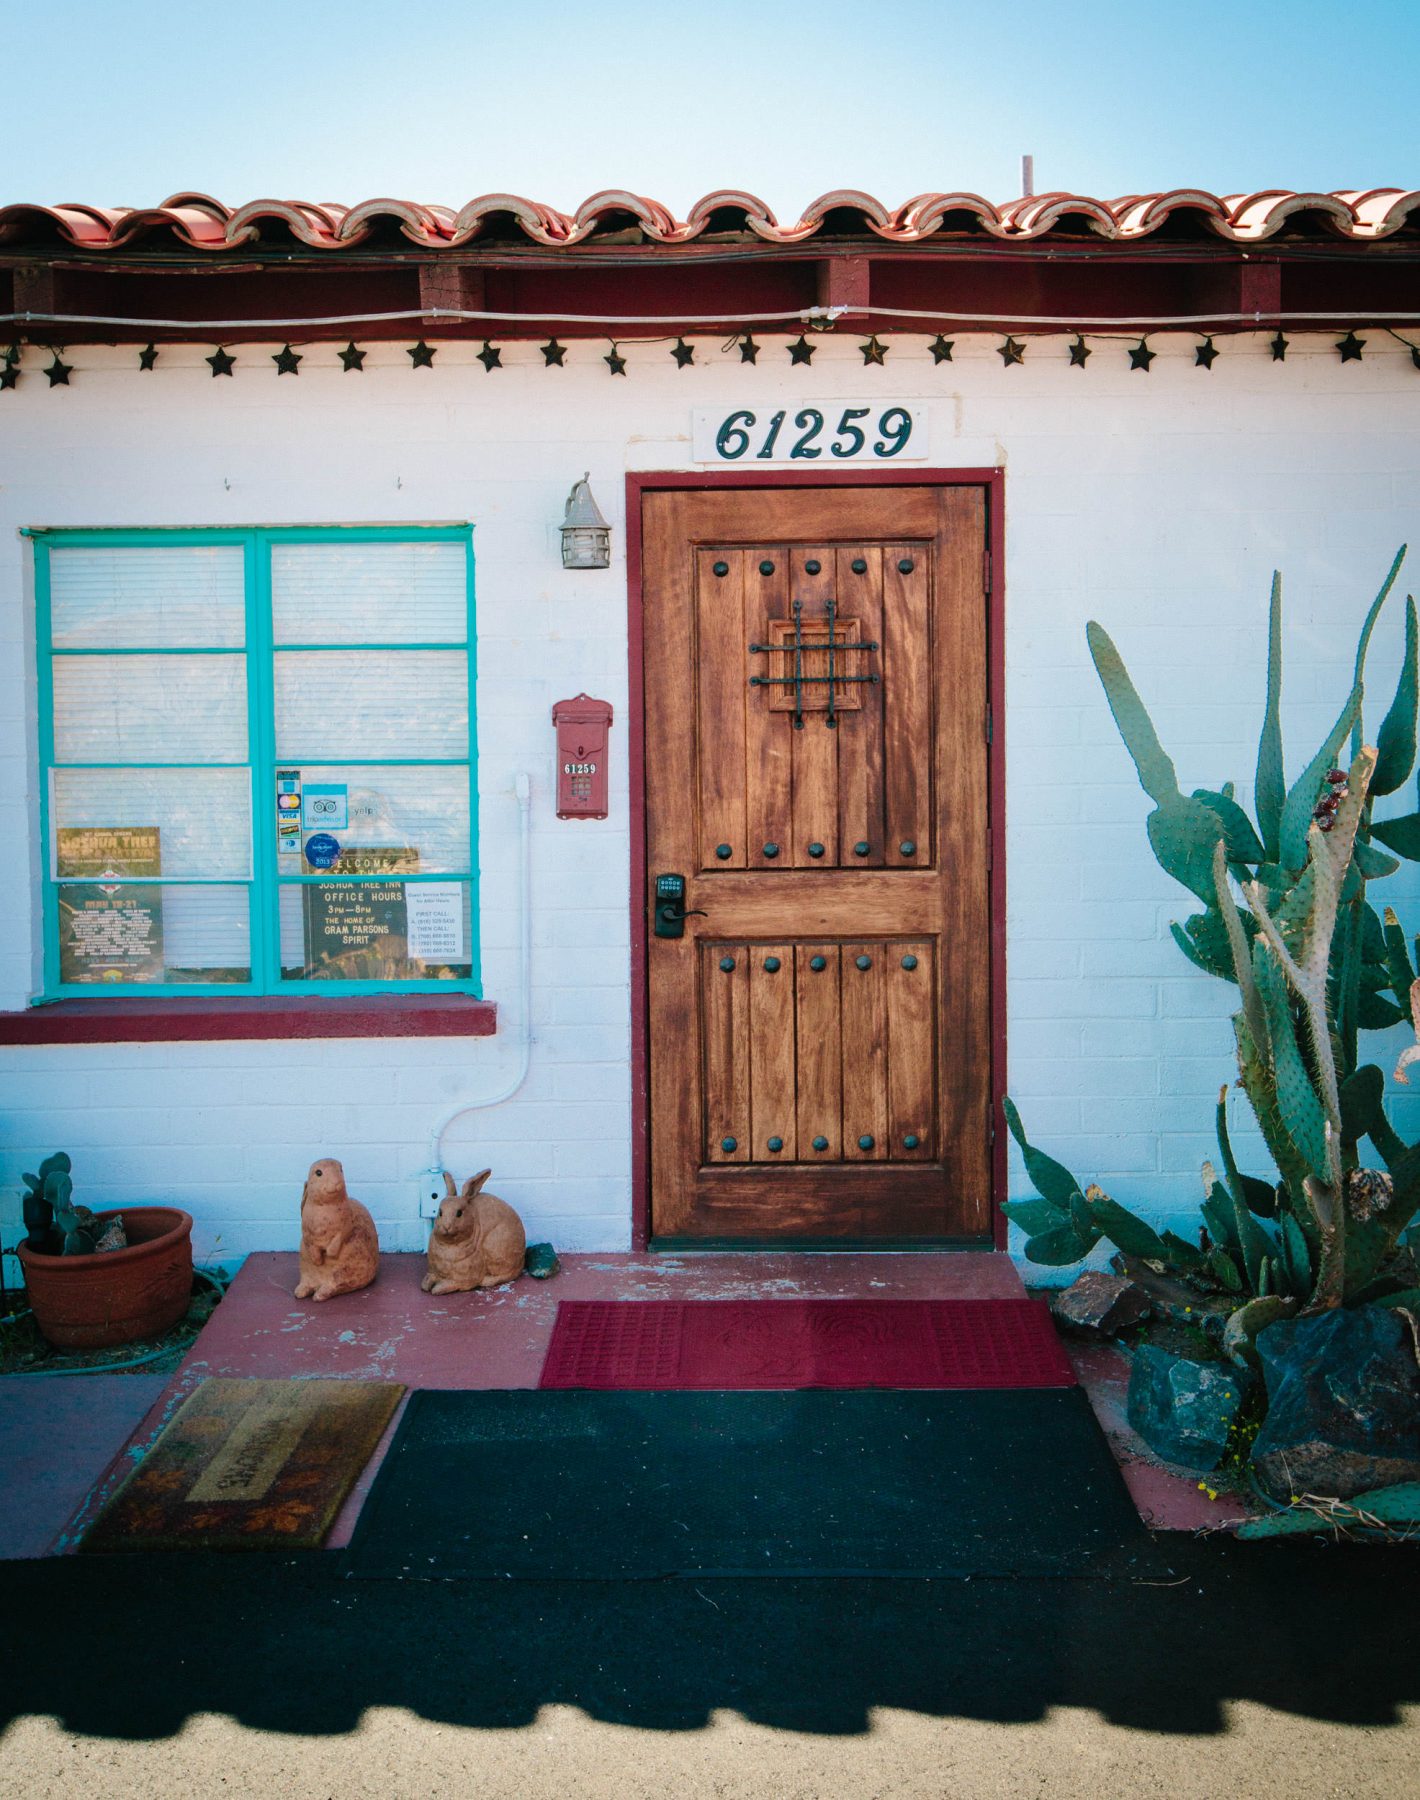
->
[561,472,611,569]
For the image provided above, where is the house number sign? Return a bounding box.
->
[692,402,928,465]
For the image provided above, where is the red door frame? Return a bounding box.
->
[626,468,1007,1252]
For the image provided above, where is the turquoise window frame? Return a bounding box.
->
[33,525,481,1000]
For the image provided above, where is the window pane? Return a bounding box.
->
[52,654,248,764]
[271,541,467,645]
[273,651,466,760]
[53,768,252,880]
[57,882,250,985]
[279,878,472,982]
[50,545,245,648]
[271,764,468,875]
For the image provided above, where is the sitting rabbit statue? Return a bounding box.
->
[294,1157,380,1301]
[422,1169,526,1294]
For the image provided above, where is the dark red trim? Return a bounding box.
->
[625,467,1007,1254]
[5,247,1416,347]
[985,470,1008,1251]
[627,492,650,1253]
[0,995,497,1046]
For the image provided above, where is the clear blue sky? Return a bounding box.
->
[4,0,1417,212]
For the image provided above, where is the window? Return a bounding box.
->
[33,527,479,998]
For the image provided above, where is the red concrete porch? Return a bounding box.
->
[9,1251,1247,1557]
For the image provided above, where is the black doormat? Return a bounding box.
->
[346,1388,1157,1580]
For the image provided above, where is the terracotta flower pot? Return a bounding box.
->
[19,1206,194,1350]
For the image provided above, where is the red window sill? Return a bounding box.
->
[0,995,498,1045]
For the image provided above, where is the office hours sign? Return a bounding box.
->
[691,402,928,466]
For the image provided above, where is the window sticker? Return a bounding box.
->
[303,832,342,869]
[302,783,348,831]
[277,768,303,855]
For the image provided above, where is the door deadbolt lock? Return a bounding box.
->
[654,873,706,939]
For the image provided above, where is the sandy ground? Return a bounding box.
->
[3,1700,1416,1799]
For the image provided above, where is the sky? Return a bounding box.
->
[2,0,1417,213]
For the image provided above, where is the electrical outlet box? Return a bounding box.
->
[418,1168,446,1219]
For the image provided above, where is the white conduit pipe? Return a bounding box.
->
[426,771,533,1177]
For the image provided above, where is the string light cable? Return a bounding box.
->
[5,304,1420,333]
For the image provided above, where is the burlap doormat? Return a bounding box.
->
[82,1377,405,1552]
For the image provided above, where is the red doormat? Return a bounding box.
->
[539,1299,1076,1391]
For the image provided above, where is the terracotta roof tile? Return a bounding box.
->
[1,187,1417,253]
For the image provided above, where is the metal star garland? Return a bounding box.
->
[859,335,887,366]
[207,348,235,378]
[997,336,1025,366]
[1129,339,1156,372]
[1068,335,1091,367]
[1195,336,1219,369]
[338,342,366,372]
[540,339,567,366]
[928,334,954,364]
[45,353,73,387]
[0,363,18,392]
[1412,346,1420,372]
[739,335,760,363]
[787,335,815,366]
[1270,332,1289,362]
[407,340,436,369]
[477,341,502,371]
[670,338,695,368]
[273,344,302,375]
[604,345,627,377]
[1336,331,1365,362]
[138,343,159,371]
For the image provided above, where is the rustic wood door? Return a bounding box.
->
[643,484,992,1243]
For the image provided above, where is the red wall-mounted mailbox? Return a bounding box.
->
[552,694,613,819]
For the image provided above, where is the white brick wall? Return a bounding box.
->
[1,331,1418,1264]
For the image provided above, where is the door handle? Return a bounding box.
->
[653,873,707,939]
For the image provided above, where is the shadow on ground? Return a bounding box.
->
[2,1539,1417,1739]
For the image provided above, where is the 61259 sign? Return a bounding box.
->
[692,402,928,465]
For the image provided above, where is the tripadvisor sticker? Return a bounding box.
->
[304,833,342,869]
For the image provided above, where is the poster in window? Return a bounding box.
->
[301,879,409,980]
[56,826,164,983]
[56,825,162,879]
[406,882,465,963]
[297,854,468,981]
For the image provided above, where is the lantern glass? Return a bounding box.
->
[561,524,611,570]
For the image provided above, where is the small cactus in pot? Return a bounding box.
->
[19,1153,123,1257]
[21,1153,71,1256]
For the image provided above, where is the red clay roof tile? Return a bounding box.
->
[1,188,1417,253]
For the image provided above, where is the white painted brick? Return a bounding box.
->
[4,340,1419,1251]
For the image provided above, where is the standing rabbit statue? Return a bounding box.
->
[294,1157,380,1301]
[422,1169,526,1294]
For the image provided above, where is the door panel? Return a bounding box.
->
[645,485,990,1242]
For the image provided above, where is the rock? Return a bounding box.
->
[1126,1343,1253,1471]
[1251,1307,1420,1501]
[524,1242,560,1279]
[1050,1271,1152,1336]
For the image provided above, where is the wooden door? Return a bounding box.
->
[643,484,991,1243]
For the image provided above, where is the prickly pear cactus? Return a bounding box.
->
[20,1152,72,1255]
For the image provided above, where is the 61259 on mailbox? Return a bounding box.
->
[552,694,614,819]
